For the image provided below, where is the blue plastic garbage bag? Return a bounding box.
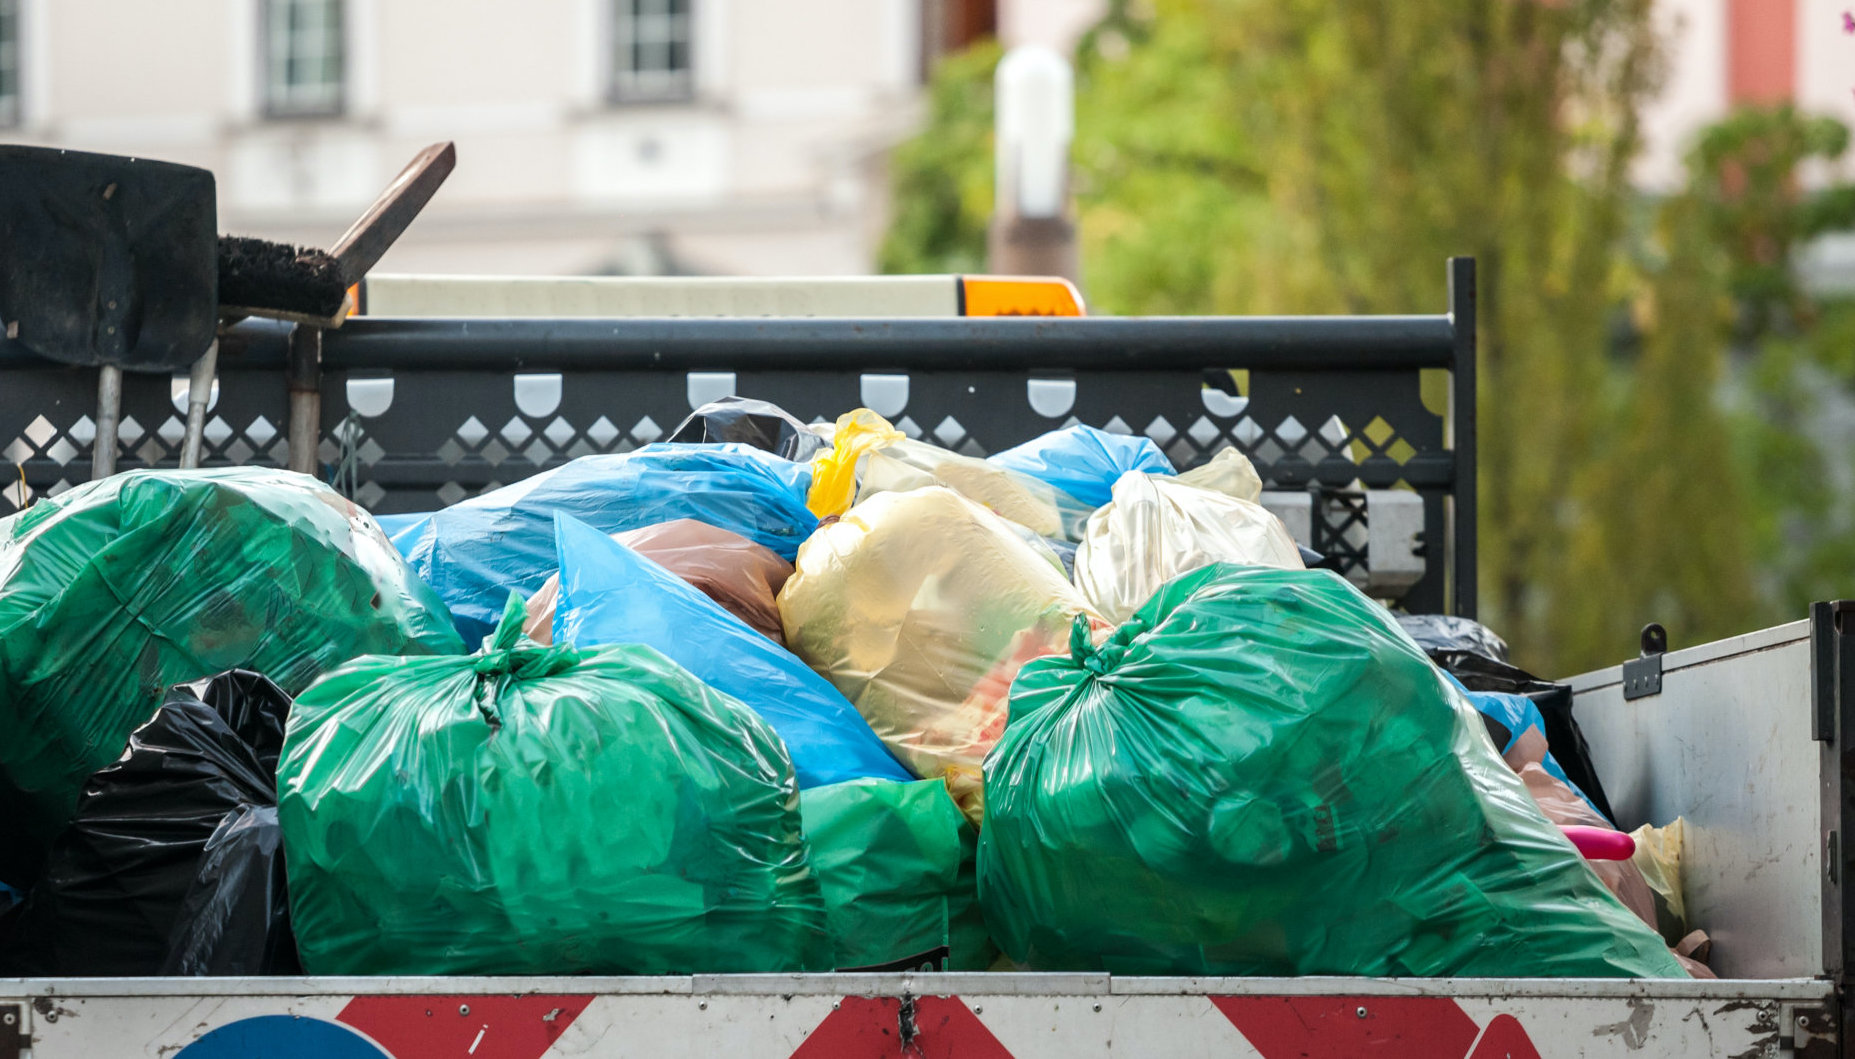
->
[1448,674,1600,817]
[552,513,912,788]
[405,445,818,642]
[988,425,1175,509]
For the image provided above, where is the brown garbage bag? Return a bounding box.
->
[525,519,793,646]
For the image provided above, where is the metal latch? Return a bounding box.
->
[1622,623,1666,700]
[1780,1002,1836,1056]
[0,1004,24,1059]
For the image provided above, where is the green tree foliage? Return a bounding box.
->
[881,2,1855,674]
[877,42,1002,276]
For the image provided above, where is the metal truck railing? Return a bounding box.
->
[0,258,1477,615]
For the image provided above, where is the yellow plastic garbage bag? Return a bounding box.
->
[1074,472,1304,625]
[806,409,1091,540]
[780,487,1103,822]
[1630,818,1690,944]
[807,409,904,518]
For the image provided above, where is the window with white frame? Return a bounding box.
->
[610,0,693,103]
[264,0,344,118]
[0,0,20,128]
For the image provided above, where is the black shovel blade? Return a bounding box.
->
[0,146,216,371]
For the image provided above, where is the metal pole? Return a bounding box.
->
[90,365,121,479]
[989,45,1078,282]
[287,326,323,476]
[178,339,219,470]
[1448,256,1478,619]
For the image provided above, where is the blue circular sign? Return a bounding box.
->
[176,1015,392,1059]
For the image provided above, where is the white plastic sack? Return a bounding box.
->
[1075,471,1304,624]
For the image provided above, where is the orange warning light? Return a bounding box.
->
[960,276,1087,317]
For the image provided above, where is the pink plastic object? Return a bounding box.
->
[1560,825,1636,861]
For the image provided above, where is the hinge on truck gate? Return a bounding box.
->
[1780,1002,1836,1056]
[0,1004,24,1059]
[1622,623,1666,700]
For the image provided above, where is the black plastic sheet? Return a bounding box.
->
[669,396,826,461]
[1,671,300,975]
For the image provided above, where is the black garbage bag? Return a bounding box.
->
[1396,613,1512,662]
[669,396,826,462]
[3,671,300,975]
[1399,615,1615,824]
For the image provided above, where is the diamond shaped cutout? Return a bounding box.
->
[565,439,596,459]
[1166,438,1200,468]
[524,439,551,466]
[48,479,72,497]
[501,417,533,446]
[68,416,97,445]
[354,482,387,509]
[1187,416,1222,447]
[3,439,30,464]
[225,439,254,464]
[358,439,386,465]
[437,439,465,466]
[1144,416,1177,446]
[1233,418,1264,446]
[136,438,164,465]
[23,416,55,448]
[456,416,489,446]
[480,440,509,466]
[631,416,662,444]
[1387,438,1417,464]
[246,416,277,446]
[1254,439,1285,465]
[205,417,234,444]
[895,416,922,439]
[1102,416,1132,435]
[958,438,986,457]
[436,482,468,506]
[545,417,576,446]
[1362,416,1395,448]
[117,416,143,444]
[1275,415,1307,446]
[586,416,620,446]
[158,417,187,445]
[318,438,341,464]
[45,438,77,465]
[934,416,965,447]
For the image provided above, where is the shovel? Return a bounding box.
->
[0,147,218,477]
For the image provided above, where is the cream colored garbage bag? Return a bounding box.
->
[779,487,1103,823]
[1075,472,1304,625]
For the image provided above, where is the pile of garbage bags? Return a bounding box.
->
[0,401,1701,980]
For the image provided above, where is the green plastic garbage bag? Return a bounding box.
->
[0,468,462,884]
[800,778,994,971]
[279,596,830,975]
[979,564,1687,978]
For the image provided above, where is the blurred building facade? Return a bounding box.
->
[0,0,1021,276]
[0,0,1849,277]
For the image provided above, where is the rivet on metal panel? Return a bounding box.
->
[1093,1003,1102,1012]
[699,1001,708,1011]
[1356,1006,1369,1018]
[458,1004,470,1016]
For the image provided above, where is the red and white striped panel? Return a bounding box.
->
[10,980,1823,1058]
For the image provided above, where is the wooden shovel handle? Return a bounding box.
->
[329,141,456,284]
